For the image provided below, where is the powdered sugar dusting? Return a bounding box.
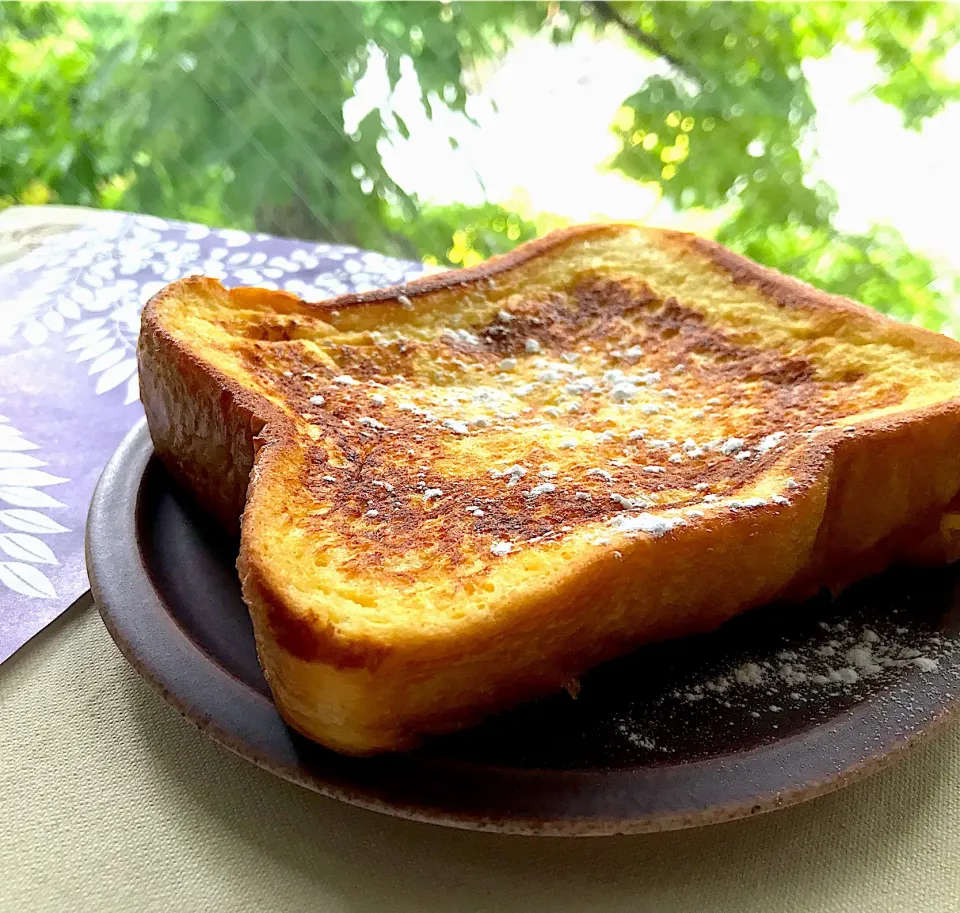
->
[595,572,960,762]
[669,616,954,710]
[609,512,684,538]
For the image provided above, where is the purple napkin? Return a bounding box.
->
[0,208,422,663]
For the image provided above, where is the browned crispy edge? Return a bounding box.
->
[309,223,959,358]
[138,224,960,675]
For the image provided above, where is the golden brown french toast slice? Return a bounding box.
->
[138,224,960,754]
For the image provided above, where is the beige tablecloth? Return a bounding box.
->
[1,595,959,912]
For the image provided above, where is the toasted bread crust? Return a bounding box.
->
[297,223,959,359]
[139,224,960,753]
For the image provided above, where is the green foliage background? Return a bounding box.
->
[2,1,958,328]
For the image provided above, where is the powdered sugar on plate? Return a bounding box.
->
[433,568,960,770]
[603,571,960,761]
[676,616,951,706]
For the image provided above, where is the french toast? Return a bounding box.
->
[138,224,960,755]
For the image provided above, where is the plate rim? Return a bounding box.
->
[86,420,960,837]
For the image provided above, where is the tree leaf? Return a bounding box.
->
[5,0,955,332]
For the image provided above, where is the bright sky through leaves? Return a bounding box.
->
[356,29,960,273]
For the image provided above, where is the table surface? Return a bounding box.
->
[2,594,960,912]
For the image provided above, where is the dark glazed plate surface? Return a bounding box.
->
[87,422,960,836]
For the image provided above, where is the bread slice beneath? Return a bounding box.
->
[138,224,960,754]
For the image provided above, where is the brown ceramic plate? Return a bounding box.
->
[87,421,960,836]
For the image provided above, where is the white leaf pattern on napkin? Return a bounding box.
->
[0,211,423,617]
[124,374,140,406]
[94,359,138,395]
[67,328,111,352]
[0,434,39,452]
[56,298,81,319]
[3,213,426,414]
[43,312,65,333]
[0,488,66,509]
[0,419,68,601]
[66,318,107,337]
[76,337,115,363]
[88,348,126,376]
[0,510,70,534]
[0,562,56,598]
[22,321,48,346]
[0,469,68,487]
[0,453,45,470]
[0,534,58,565]
[0,425,39,452]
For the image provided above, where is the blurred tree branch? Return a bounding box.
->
[587,1,700,84]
